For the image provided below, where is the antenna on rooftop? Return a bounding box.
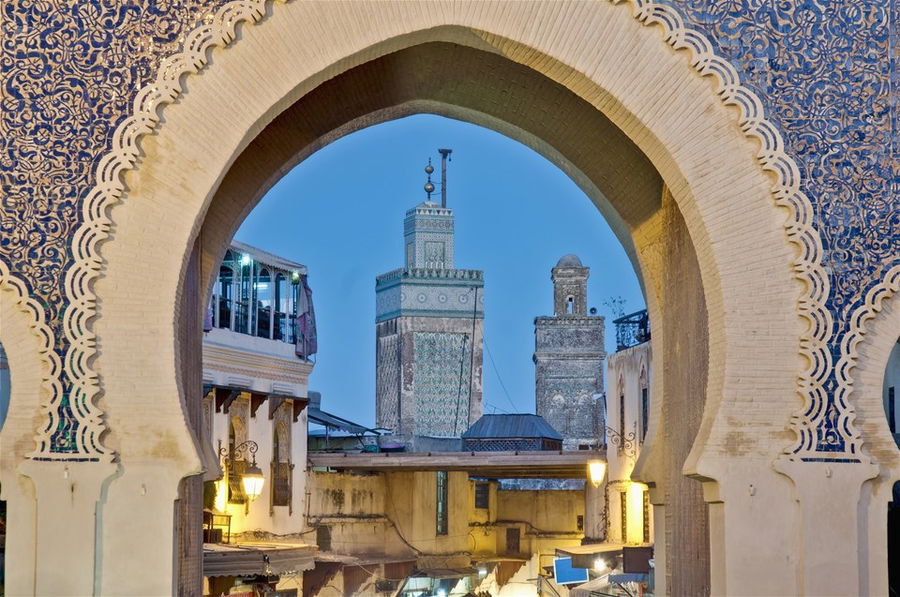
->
[438,148,453,208]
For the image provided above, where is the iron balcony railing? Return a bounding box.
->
[613,309,650,350]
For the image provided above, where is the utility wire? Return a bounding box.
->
[484,334,518,413]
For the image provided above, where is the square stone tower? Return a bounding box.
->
[375,201,484,438]
[534,254,606,449]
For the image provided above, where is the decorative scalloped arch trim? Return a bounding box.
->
[54,0,838,459]
[833,265,900,455]
[0,262,65,459]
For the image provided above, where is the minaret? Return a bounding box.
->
[375,152,484,439]
[534,255,606,449]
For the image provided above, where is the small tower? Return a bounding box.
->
[534,255,606,449]
[375,153,484,439]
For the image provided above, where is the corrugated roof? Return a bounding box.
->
[461,414,563,440]
[308,407,379,435]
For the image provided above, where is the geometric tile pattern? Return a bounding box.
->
[413,331,472,438]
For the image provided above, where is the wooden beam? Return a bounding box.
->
[250,393,267,418]
[307,450,602,478]
[268,395,287,419]
[214,387,241,413]
[291,398,308,423]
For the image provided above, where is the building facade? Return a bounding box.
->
[605,333,653,547]
[306,446,592,596]
[375,200,484,438]
[534,255,606,449]
[200,242,318,595]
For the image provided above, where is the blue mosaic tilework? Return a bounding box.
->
[413,332,472,437]
[661,0,899,453]
[664,0,898,326]
[1,1,225,453]
[0,0,896,455]
[1,1,224,330]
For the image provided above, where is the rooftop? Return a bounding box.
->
[556,254,583,267]
[230,239,307,274]
[462,414,563,441]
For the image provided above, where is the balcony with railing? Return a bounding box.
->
[613,309,650,351]
[208,242,316,360]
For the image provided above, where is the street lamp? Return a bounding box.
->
[242,460,265,502]
[588,460,607,488]
[219,440,265,509]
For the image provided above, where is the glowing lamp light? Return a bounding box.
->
[291,271,301,283]
[588,460,607,487]
[241,462,265,501]
[240,253,251,266]
[477,566,488,578]
[593,557,608,572]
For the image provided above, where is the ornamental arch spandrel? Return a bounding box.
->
[2,1,894,595]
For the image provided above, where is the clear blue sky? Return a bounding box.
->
[237,115,644,425]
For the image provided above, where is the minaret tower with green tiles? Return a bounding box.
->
[374,151,484,438]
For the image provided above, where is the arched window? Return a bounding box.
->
[618,374,626,454]
[227,417,247,504]
[640,366,649,442]
[272,421,292,509]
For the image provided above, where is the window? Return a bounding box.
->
[316,525,331,552]
[436,471,449,535]
[577,515,584,532]
[255,268,272,338]
[620,490,628,543]
[272,423,292,508]
[506,527,520,555]
[643,490,651,543]
[641,386,649,441]
[619,390,626,453]
[217,262,235,329]
[566,296,574,314]
[890,387,896,433]
[474,482,490,509]
[227,418,247,504]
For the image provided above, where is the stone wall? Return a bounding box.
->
[658,189,710,594]
[534,316,606,447]
[378,315,483,437]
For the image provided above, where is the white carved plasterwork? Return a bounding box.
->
[0,260,71,459]
[831,265,900,457]
[53,0,834,462]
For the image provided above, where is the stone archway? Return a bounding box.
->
[10,2,828,595]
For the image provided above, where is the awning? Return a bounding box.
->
[569,576,611,597]
[308,407,379,435]
[556,543,623,569]
[609,573,648,584]
[203,542,316,578]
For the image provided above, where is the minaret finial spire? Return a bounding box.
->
[438,148,453,208]
[423,158,435,201]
